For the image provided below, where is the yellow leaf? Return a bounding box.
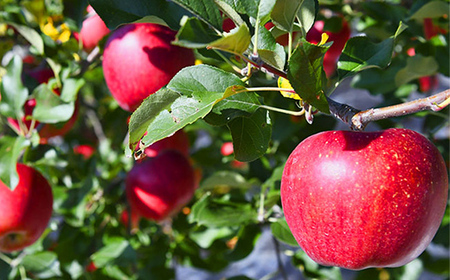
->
[277,77,301,100]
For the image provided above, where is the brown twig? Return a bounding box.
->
[238,54,450,131]
[341,89,449,131]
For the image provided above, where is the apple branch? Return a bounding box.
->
[240,53,450,130]
[330,89,450,131]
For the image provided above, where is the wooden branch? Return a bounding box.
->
[240,53,450,131]
[330,89,450,131]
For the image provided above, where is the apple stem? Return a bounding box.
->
[329,89,450,131]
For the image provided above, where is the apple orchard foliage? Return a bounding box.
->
[0,0,449,279]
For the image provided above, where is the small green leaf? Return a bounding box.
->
[287,38,329,113]
[270,218,298,247]
[32,84,75,123]
[172,0,223,30]
[296,0,317,35]
[395,55,439,86]
[89,0,187,30]
[409,1,450,20]
[6,23,44,55]
[337,22,407,80]
[60,78,85,103]
[226,224,261,261]
[0,136,31,190]
[21,251,62,278]
[205,86,260,126]
[256,25,286,70]
[271,0,304,32]
[190,227,235,249]
[174,17,221,49]
[189,193,258,227]
[0,55,28,119]
[201,171,251,192]
[228,109,272,162]
[208,24,251,55]
[91,238,130,268]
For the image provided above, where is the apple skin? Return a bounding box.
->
[102,23,195,112]
[306,17,351,77]
[126,150,197,221]
[281,128,448,270]
[0,164,53,252]
[79,6,110,51]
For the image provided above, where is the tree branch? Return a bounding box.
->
[240,53,450,131]
[330,89,450,131]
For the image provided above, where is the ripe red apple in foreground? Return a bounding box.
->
[79,6,110,51]
[306,17,351,77]
[281,128,448,270]
[126,150,197,221]
[103,23,195,111]
[0,164,53,252]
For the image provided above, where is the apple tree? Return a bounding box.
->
[0,0,449,279]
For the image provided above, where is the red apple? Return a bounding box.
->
[79,6,110,51]
[144,129,190,158]
[126,150,197,221]
[423,18,448,40]
[264,22,292,46]
[73,144,96,159]
[220,142,247,169]
[306,17,351,77]
[102,23,195,112]
[86,261,97,272]
[221,142,234,156]
[119,209,140,230]
[281,128,448,270]
[0,164,53,252]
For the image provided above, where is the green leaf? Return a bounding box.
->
[271,0,304,32]
[205,87,260,126]
[256,0,277,25]
[0,55,28,119]
[228,109,272,162]
[256,25,286,70]
[226,224,261,261]
[201,171,251,192]
[337,22,407,80]
[32,84,75,123]
[190,227,235,248]
[296,0,317,35]
[208,24,252,55]
[21,251,62,278]
[189,193,258,227]
[128,65,249,157]
[171,0,223,30]
[270,218,298,247]
[287,38,329,113]
[0,136,31,190]
[168,64,244,95]
[6,23,44,55]
[91,238,130,268]
[395,55,439,86]
[409,1,450,20]
[174,17,221,49]
[89,0,188,30]
[60,78,85,103]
